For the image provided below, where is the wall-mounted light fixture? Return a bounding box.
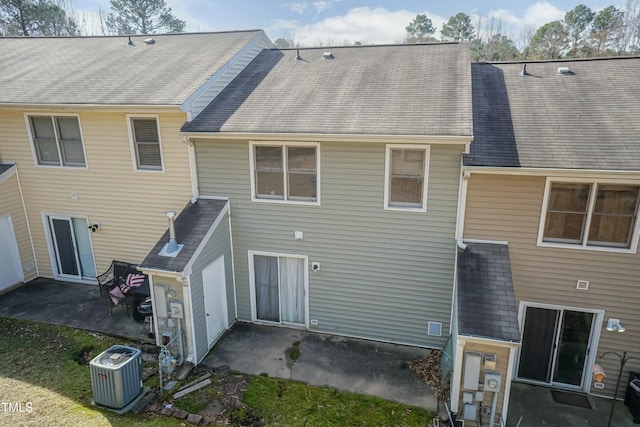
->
[606,318,625,333]
[88,223,100,232]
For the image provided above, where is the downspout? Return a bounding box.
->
[183,136,199,203]
[15,167,38,277]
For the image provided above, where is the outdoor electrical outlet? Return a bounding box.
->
[310,319,319,326]
[482,406,491,415]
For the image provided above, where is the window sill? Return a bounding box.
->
[384,205,427,213]
[251,197,320,206]
[133,168,165,173]
[537,241,637,254]
[34,164,88,170]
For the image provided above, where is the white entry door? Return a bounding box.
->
[0,216,23,292]
[202,256,229,348]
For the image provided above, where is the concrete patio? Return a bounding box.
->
[0,278,152,342]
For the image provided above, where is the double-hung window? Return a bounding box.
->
[540,180,640,251]
[28,115,86,167]
[384,145,429,211]
[251,142,318,203]
[129,116,163,171]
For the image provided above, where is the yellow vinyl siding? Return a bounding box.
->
[0,172,36,282]
[0,109,193,278]
[464,173,640,395]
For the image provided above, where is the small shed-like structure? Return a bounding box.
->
[450,241,521,426]
[139,198,234,364]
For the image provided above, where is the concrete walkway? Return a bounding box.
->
[202,322,438,411]
[0,278,152,343]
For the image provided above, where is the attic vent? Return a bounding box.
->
[144,38,155,45]
[322,52,334,59]
[159,210,183,257]
[520,63,529,77]
[557,66,572,75]
[428,321,442,337]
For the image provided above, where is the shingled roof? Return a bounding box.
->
[457,242,520,343]
[140,199,227,273]
[182,43,473,137]
[466,57,640,171]
[0,31,262,106]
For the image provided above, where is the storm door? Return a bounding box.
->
[517,305,595,389]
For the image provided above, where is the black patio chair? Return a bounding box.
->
[96,260,133,317]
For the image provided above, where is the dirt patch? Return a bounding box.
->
[75,346,95,365]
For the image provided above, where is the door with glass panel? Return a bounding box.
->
[252,254,306,326]
[47,215,96,281]
[517,305,595,390]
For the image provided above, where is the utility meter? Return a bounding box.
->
[484,371,502,392]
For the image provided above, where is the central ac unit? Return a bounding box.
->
[90,345,142,409]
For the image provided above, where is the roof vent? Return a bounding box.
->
[557,66,573,75]
[143,38,155,45]
[322,52,334,59]
[295,49,302,61]
[127,36,134,46]
[159,211,183,257]
[520,63,529,77]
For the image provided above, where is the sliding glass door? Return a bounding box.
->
[517,305,596,389]
[47,215,96,281]
[252,253,306,326]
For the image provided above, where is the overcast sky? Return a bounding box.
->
[73,1,620,47]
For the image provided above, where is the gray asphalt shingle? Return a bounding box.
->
[466,57,640,170]
[140,199,227,273]
[457,242,520,343]
[182,43,473,136]
[0,31,261,105]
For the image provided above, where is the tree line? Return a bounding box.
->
[406,2,640,61]
[3,0,640,62]
[0,0,184,36]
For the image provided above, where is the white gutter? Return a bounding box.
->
[463,165,640,178]
[182,131,473,148]
[0,103,182,112]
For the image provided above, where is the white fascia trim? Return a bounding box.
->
[136,267,184,279]
[181,31,273,116]
[457,334,521,347]
[463,166,640,179]
[0,164,16,183]
[182,131,473,147]
[1,103,181,112]
[181,202,230,277]
[462,238,509,246]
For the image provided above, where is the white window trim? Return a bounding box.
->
[248,141,320,205]
[247,250,309,329]
[384,144,430,212]
[126,114,165,173]
[537,177,640,254]
[24,112,88,169]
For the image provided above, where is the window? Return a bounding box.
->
[384,145,429,211]
[251,143,318,203]
[540,180,640,250]
[28,115,86,167]
[129,117,163,171]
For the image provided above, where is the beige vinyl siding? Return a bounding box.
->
[0,109,193,278]
[461,342,512,424]
[195,139,463,348]
[188,210,234,363]
[0,172,36,282]
[464,173,640,396]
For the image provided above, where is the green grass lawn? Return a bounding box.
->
[0,318,433,426]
